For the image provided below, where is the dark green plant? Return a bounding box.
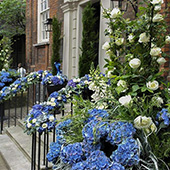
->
[0,0,26,38]
[79,2,99,77]
[51,16,61,75]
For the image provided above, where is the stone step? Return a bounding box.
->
[6,124,53,169]
[0,132,31,170]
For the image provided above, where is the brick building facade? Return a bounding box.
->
[26,0,170,80]
[26,0,63,72]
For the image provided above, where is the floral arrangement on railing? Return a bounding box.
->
[43,0,170,169]
[24,75,91,135]
[0,69,19,88]
[0,70,68,102]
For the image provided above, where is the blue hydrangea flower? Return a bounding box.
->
[87,109,109,123]
[156,108,170,126]
[60,143,84,165]
[110,138,139,166]
[67,79,76,87]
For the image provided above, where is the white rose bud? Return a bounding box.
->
[49,115,54,122]
[128,34,134,43]
[157,57,166,65]
[115,38,124,46]
[165,36,170,44]
[110,8,120,18]
[117,80,127,89]
[129,58,141,69]
[151,0,163,5]
[146,80,159,91]
[119,95,132,107]
[138,33,150,43]
[152,96,163,107]
[134,116,153,129]
[153,14,164,22]
[32,119,37,123]
[102,42,110,51]
[150,47,161,56]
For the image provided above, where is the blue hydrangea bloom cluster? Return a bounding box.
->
[58,117,139,169]
[47,119,72,163]
[87,108,109,123]
[25,103,57,134]
[156,108,170,126]
[0,71,13,87]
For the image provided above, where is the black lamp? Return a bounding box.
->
[44,18,53,32]
[111,0,138,16]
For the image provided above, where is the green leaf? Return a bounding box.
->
[132,85,140,92]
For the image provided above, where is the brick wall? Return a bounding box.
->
[26,0,64,73]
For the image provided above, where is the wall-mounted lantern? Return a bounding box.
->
[44,18,53,32]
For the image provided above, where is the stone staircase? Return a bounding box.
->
[0,119,52,170]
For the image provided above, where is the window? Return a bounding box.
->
[38,0,49,42]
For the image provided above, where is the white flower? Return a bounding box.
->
[102,42,110,51]
[57,96,62,100]
[129,58,141,69]
[32,119,37,123]
[89,82,96,91]
[42,123,48,129]
[138,33,150,43]
[115,38,124,46]
[50,97,55,102]
[150,47,161,56]
[150,123,157,132]
[84,80,89,84]
[157,57,166,65]
[154,4,161,11]
[128,34,134,43]
[110,8,120,18]
[153,14,164,22]
[151,0,163,5]
[27,123,32,128]
[146,80,159,91]
[119,95,132,107]
[49,115,54,122]
[165,35,170,44]
[134,116,153,129]
[151,96,163,107]
[117,80,127,89]
[107,71,113,77]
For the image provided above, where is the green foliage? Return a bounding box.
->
[79,2,99,77]
[0,37,13,70]
[51,16,61,75]
[0,0,26,38]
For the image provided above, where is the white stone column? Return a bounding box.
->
[61,1,79,79]
[98,0,111,73]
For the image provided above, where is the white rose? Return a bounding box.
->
[102,42,110,51]
[57,96,62,100]
[27,123,32,128]
[115,38,124,46]
[128,34,134,43]
[165,36,170,44]
[153,14,164,22]
[146,80,159,91]
[150,47,161,56]
[152,96,163,107]
[110,8,120,18]
[50,97,55,102]
[134,116,153,129]
[89,82,96,91]
[129,58,141,69]
[32,119,37,123]
[119,95,132,107]
[151,0,163,5]
[138,33,150,43]
[84,80,89,84]
[157,57,166,65]
[154,5,161,11]
[49,115,54,122]
[42,123,48,129]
